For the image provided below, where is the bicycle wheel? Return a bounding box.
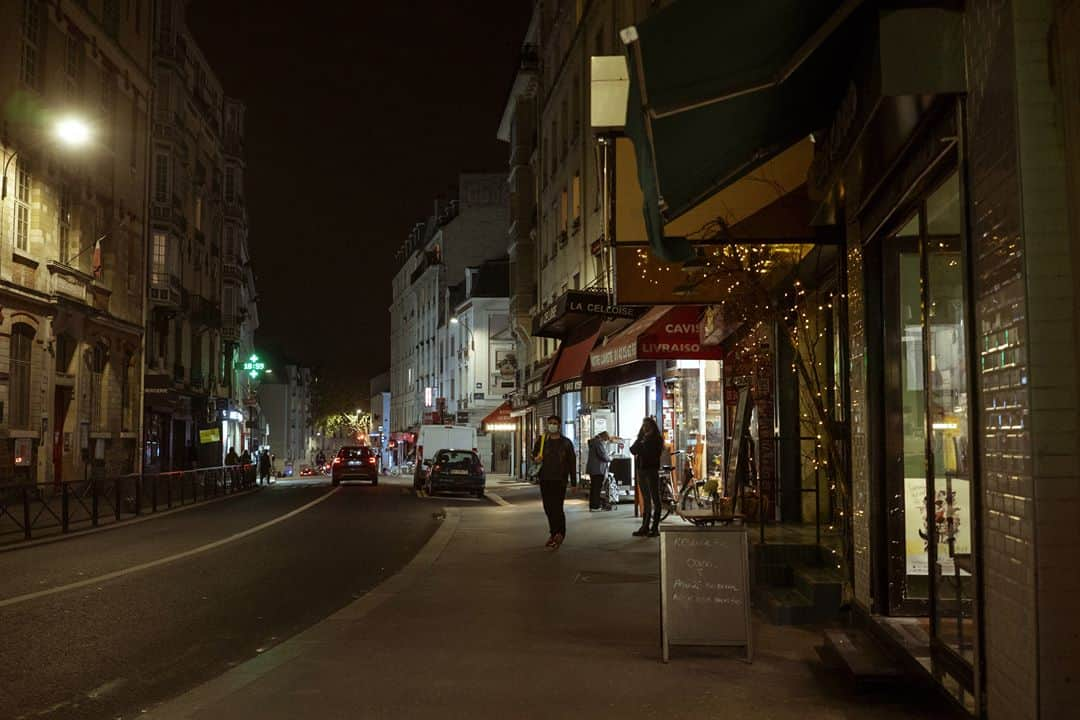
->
[679,481,709,512]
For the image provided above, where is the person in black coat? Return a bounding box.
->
[629,417,663,537]
[531,415,577,548]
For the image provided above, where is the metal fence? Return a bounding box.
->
[0,464,257,548]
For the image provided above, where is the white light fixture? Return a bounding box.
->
[449,316,460,325]
[590,56,629,130]
[54,116,92,147]
[485,423,517,432]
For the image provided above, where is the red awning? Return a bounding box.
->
[588,306,721,372]
[543,320,602,394]
[482,401,514,429]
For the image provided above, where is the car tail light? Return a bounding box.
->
[432,464,442,474]
[332,457,342,465]
[367,456,376,465]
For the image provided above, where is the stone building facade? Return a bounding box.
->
[143,0,258,471]
[0,0,151,484]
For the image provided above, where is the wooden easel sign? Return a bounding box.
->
[660,525,752,663]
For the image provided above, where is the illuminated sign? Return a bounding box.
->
[242,354,266,379]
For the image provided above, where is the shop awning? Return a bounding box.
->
[482,401,515,431]
[542,320,602,395]
[622,0,864,261]
[589,306,722,372]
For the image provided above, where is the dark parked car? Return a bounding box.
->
[331,446,378,486]
[425,449,485,498]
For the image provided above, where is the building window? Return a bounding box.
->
[91,343,107,432]
[121,354,133,432]
[21,0,41,88]
[10,324,34,429]
[58,186,73,263]
[102,0,120,38]
[572,173,581,224]
[56,333,76,375]
[154,154,169,203]
[65,34,83,96]
[224,224,235,259]
[225,166,236,203]
[560,188,569,234]
[152,232,167,285]
[15,162,31,252]
[128,232,139,292]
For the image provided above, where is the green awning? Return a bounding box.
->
[624,0,865,261]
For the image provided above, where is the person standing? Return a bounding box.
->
[630,417,663,537]
[531,415,577,548]
[586,431,612,511]
[225,446,240,489]
[258,449,272,485]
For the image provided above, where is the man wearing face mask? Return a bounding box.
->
[531,415,578,548]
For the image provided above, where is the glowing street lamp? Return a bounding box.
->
[54,116,93,147]
[2,114,94,200]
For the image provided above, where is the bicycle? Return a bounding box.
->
[658,451,711,521]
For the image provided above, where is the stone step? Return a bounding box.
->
[756,586,818,625]
[792,563,844,613]
[818,629,905,688]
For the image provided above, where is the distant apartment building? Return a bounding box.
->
[438,258,516,472]
[0,0,152,484]
[389,174,509,439]
[368,371,391,467]
[143,1,259,470]
[258,365,312,472]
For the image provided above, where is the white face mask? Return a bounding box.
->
[547,424,559,434]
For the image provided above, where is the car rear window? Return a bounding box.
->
[337,447,371,459]
[434,450,478,469]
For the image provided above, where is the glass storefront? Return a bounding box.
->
[879,167,976,689]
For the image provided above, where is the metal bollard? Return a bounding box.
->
[92,478,99,527]
[62,483,70,532]
[22,487,31,540]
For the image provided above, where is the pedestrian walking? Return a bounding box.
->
[226,446,240,488]
[629,417,663,538]
[586,431,612,511]
[258,450,271,485]
[531,415,577,549]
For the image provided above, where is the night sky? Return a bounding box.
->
[187,1,532,399]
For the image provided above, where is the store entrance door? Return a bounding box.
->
[878,169,977,695]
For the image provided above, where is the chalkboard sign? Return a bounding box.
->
[660,525,752,662]
[724,383,752,497]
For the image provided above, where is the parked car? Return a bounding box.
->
[299,466,316,477]
[425,449,485,498]
[331,446,378,486]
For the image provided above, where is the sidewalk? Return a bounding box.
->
[148,499,956,719]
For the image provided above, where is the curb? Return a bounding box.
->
[146,508,462,718]
[0,486,261,555]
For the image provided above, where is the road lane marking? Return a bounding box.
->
[0,487,342,609]
[147,509,461,718]
[485,491,511,507]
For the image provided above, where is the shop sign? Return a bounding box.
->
[590,341,638,370]
[564,294,637,320]
[545,378,583,399]
[199,427,221,444]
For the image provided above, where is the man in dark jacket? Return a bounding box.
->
[531,415,577,548]
[586,431,612,511]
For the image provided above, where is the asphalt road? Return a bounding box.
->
[0,477,481,720]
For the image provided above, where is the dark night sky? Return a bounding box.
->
[187,2,532,396]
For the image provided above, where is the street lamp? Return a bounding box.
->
[2,115,94,200]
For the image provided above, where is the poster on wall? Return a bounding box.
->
[904,476,972,576]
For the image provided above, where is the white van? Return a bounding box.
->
[415,424,477,485]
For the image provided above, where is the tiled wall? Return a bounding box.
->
[1018,1,1080,716]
